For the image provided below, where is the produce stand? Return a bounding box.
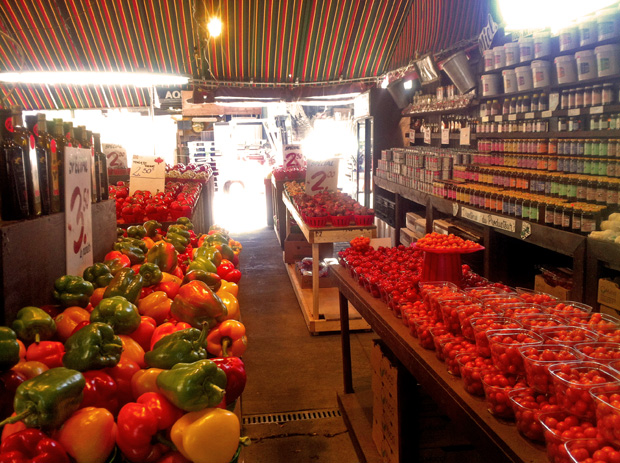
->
[332,264,547,463]
[282,193,376,333]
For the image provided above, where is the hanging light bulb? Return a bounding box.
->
[207,17,222,38]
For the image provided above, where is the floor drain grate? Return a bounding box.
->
[242,408,342,425]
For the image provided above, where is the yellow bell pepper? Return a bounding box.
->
[215,290,240,320]
[170,408,240,463]
[57,407,117,463]
[219,280,238,297]
[137,291,172,325]
[131,367,164,400]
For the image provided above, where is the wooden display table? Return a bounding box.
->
[332,265,547,463]
[282,194,376,333]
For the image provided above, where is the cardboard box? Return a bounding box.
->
[598,278,620,311]
[405,212,424,231]
[293,264,335,289]
[399,227,419,247]
[433,219,451,235]
[534,274,571,300]
[283,233,333,264]
[600,304,620,317]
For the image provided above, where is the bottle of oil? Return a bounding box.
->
[0,109,30,220]
[12,108,41,218]
[52,118,69,210]
[24,115,51,215]
[93,133,109,200]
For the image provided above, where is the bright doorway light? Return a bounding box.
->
[207,17,222,37]
[498,0,618,31]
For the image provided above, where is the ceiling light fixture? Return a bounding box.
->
[0,71,189,87]
[207,17,222,38]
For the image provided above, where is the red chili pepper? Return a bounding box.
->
[116,393,183,463]
[129,316,157,353]
[80,371,119,415]
[24,341,65,369]
[0,429,70,463]
[149,321,192,351]
[212,357,247,406]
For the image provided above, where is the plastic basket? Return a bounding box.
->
[304,216,328,228]
[330,215,353,226]
[354,214,374,226]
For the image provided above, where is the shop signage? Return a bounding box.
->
[156,86,183,109]
[129,154,166,195]
[283,144,304,169]
[478,14,499,52]
[102,143,128,171]
[461,206,516,232]
[460,127,471,145]
[441,128,450,145]
[305,158,338,195]
[64,147,93,276]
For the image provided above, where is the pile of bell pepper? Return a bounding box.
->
[0,219,248,463]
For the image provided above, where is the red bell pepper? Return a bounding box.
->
[154,281,180,300]
[216,261,235,279]
[171,266,184,281]
[116,393,183,463]
[105,357,141,408]
[129,316,157,352]
[155,452,191,463]
[0,429,69,463]
[80,370,119,415]
[222,269,242,284]
[104,251,131,268]
[149,321,192,350]
[206,320,248,358]
[212,357,247,406]
[24,341,65,369]
[0,371,26,421]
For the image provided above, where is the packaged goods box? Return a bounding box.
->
[283,233,333,264]
[371,340,399,463]
[400,227,422,247]
[405,212,424,231]
[534,274,571,300]
[433,219,451,235]
[293,261,336,289]
[598,278,620,311]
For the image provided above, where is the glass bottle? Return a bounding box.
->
[52,118,69,209]
[24,115,51,215]
[12,108,41,218]
[0,109,30,220]
[93,134,109,201]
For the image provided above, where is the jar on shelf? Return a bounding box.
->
[600,115,609,131]
[598,159,608,176]
[561,90,569,109]
[606,181,618,206]
[553,202,564,228]
[584,139,593,156]
[522,94,531,113]
[602,83,614,105]
[609,139,617,158]
[510,97,518,114]
[544,200,555,226]
[568,89,576,109]
[575,88,584,108]
[592,85,603,106]
[582,208,596,233]
[559,117,568,131]
[592,140,601,157]
[539,93,549,111]
[600,140,609,157]
[562,204,572,230]
[586,178,597,202]
[572,206,583,232]
[596,180,607,204]
[584,86,593,107]
[577,177,587,201]
[548,138,558,154]
[567,178,578,201]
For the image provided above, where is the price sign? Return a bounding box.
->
[541,110,553,118]
[460,127,471,145]
[102,143,128,170]
[478,13,499,52]
[129,155,166,195]
[305,158,338,195]
[423,127,431,144]
[508,114,517,121]
[494,115,503,122]
[549,92,560,111]
[590,106,604,115]
[525,112,535,120]
[64,147,93,276]
[283,144,304,169]
[568,108,581,116]
[441,128,450,145]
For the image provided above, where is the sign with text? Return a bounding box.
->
[423,127,431,144]
[102,143,128,170]
[441,128,450,145]
[129,155,166,195]
[478,13,499,52]
[64,147,93,276]
[283,144,304,169]
[460,127,471,145]
[305,158,338,195]
[461,207,516,232]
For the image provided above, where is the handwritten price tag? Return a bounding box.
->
[64,147,93,276]
[305,158,338,195]
[102,143,128,170]
[283,144,304,169]
[129,155,166,195]
[441,128,450,145]
[423,127,431,144]
[460,127,471,146]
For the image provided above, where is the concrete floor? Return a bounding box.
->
[236,227,376,463]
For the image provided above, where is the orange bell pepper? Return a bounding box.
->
[119,335,146,368]
[138,291,172,325]
[57,407,117,463]
[90,287,106,308]
[215,290,240,321]
[54,306,91,342]
[11,360,48,379]
[17,340,25,360]
[219,280,238,297]
[131,368,164,400]
[206,320,247,358]
[160,272,182,285]
[142,237,156,249]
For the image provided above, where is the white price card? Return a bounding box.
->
[541,110,552,118]
[494,115,503,122]
[508,114,517,121]
[590,106,604,115]
[441,128,450,145]
[423,127,431,144]
[64,147,93,276]
[129,155,166,195]
[305,158,338,195]
[283,144,304,169]
[568,108,581,116]
[525,112,535,120]
[549,93,560,111]
[460,127,471,145]
[102,143,128,170]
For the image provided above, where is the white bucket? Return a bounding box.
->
[575,50,597,80]
[597,8,620,41]
[515,65,534,91]
[595,44,620,77]
[559,25,579,52]
[502,69,518,93]
[531,60,551,88]
[579,17,598,47]
[554,55,577,84]
[493,46,506,69]
[504,42,520,66]
[519,37,534,62]
[483,49,495,72]
[533,31,551,58]
[481,74,500,96]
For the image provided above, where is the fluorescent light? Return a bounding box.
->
[380,76,389,89]
[207,17,222,37]
[0,71,189,87]
[403,80,413,90]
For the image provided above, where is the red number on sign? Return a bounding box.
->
[70,187,85,254]
[107,151,120,167]
[311,170,328,192]
[285,152,299,168]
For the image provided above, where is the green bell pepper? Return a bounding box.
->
[144,326,208,369]
[156,359,227,411]
[0,367,85,428]
[113,238,147,265]
[90,296,141,334]
[146,241,178,273]
[176,217,194,229]
[217,243,236,262]
[164,227,191,253]
[195,245,222,267]
[116,227,125,238]
[139,262,163,286]
[62,322,123,371]
[187,256,217,274]
[0,327,21,370]
[83,262,114,288]
[182,270,222,292]
[11,307,56,344]
[126,225,147,239]
[53,275,94,308]
[143,220,162,238]
[102,268,143,305]
[206,233,230,246]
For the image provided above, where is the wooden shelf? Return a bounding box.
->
[585,237,620,308]
[412,132,478,141]
[401,100,478,117]
[333,265,547,463]
[478,130,620,139]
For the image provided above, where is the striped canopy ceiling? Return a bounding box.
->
[0,0,492,110]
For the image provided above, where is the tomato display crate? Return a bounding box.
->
[303,215,328,228]
[413,243,484,287]
[355,214,374,226]
[330,215,353,226]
